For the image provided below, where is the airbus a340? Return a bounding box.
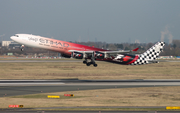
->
[10,34,165,67]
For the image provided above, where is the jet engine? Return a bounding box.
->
[94,51,105,59]
[71,52,84,59]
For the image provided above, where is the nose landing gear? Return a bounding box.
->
[20,45,25,51]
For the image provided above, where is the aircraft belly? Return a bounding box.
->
[96,54,138,65]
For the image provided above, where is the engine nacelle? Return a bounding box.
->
[94,51,105,59]
[71,52,84,59]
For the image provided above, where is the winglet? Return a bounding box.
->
[132,48,139,51]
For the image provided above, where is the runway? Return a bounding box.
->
[1,79,180,97]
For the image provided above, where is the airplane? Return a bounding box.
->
[10,34,165,67]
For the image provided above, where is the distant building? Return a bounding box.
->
[1,41,13,46]
[9,42,21,48]
[135,40,140,44]
[0,41,21,48]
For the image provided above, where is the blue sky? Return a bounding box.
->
[0,0,180,43]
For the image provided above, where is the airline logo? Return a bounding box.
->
[28,37,70,48]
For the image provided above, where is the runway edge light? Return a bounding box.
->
[47,95,60,98]
[64,94,74,97]
[166,106,180,109]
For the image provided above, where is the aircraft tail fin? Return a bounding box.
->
[130,42,165,65]
[141,42,165,61]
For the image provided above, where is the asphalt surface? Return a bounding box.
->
[1,79,180,97]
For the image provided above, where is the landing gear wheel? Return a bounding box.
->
[93,63,97,67]
[83,60,87,64]
[86,62,91,66]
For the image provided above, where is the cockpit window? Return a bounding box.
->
[15,35,19,37]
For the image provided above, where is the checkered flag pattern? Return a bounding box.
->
[130,42,165,65]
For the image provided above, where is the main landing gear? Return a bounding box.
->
[83,58,98,67]
[20,45,24,51]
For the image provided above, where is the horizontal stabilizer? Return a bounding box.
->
[132,48,139,52]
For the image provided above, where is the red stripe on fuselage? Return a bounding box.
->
[38,37,108,56]
[126,55,139,65]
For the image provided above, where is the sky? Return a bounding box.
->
[0,0,180,43]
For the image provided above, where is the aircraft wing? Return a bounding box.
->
[68,48,139,54]
[101,48,138,54]
[68,50,94,53]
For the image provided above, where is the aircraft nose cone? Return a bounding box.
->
[10,36,16,41]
